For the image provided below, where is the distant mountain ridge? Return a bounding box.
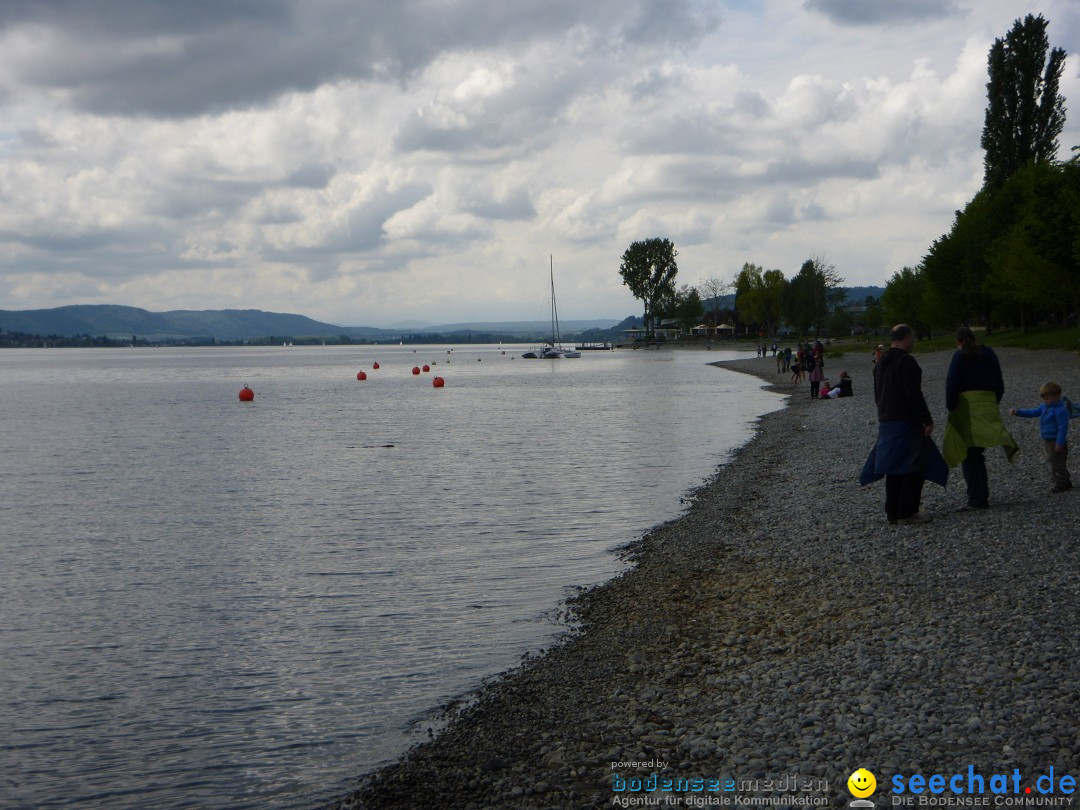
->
[1,288,884,341]
[0,305,622,341]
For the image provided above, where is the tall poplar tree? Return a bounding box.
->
[981,13,1066,190]
[619,238,679,336]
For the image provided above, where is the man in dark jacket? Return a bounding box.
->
[871,324,935,525]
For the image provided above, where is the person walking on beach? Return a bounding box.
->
[942,327,1018,510]
[1011,382,1073,493]
[859,324,947,525]
[783,347,792,373]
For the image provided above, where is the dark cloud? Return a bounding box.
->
[146,177,266,221]
[644,155,881,204]
[803,0,962,27]
[0,222,186,277]
[284,164,336,190]
[629,68,690,102]
[0,227,127,253]
[618,0,721,48]
[0,0,718,118]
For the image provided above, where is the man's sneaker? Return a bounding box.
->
[897,513,933,526]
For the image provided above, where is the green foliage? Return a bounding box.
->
[864,298,884,332]
[826,307,853,338]
[619,238,679,335]
[781,257,843,336]
[922,157,1080,334]
[734,263,786,339]
[905,13,1074,340]
[668,285,705,334]
[988,161,1080,321]
[981,13,1066,190]
[881,267,932,339]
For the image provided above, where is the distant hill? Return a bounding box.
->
[0,305,399,341]
[843,286,885,303]
[0,305,624,341]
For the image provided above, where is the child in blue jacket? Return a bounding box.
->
[1011,381,1072,492]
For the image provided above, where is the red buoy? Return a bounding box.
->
[239,385,255,402]
[422,364,430,372]
[372,362,380,370]
[412,366,421,375]
[432,376,445,388]
[357,371,367,380]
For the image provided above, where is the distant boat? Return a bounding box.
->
[522,256,580,359]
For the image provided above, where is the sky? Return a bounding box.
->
[1,1,1079,328]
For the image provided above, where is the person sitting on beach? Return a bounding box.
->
[1010,381,1073,493]
[838,372,852,397]
[823,371,853,398]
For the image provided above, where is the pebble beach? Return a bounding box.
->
[331,347,1080,810]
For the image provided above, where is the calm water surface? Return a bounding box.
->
[0,345,784,808]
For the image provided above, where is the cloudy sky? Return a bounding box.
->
[1,0,1079,327]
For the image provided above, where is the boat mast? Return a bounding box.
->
[550,254,562,348]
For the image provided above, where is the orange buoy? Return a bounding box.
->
[412,366,421,375]
[357,371,367,380]
[422,364,430,372]
[372,362,380,370]
[239,385,255,402]
[432,376,445,388]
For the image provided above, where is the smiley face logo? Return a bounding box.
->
[848,768,876,798]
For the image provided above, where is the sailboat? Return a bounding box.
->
[522,256,580,359]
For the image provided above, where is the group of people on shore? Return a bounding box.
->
[766,342,853,399]
[860,323,1073,526]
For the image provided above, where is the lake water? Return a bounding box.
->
[0,345,785,809]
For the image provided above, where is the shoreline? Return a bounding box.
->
[332,348,1080,809]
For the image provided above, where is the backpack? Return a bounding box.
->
[1063,396,1080,419]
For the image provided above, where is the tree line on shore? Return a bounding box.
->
[618,14,1076,343]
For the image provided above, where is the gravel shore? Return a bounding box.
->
[331,347,1080,810]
